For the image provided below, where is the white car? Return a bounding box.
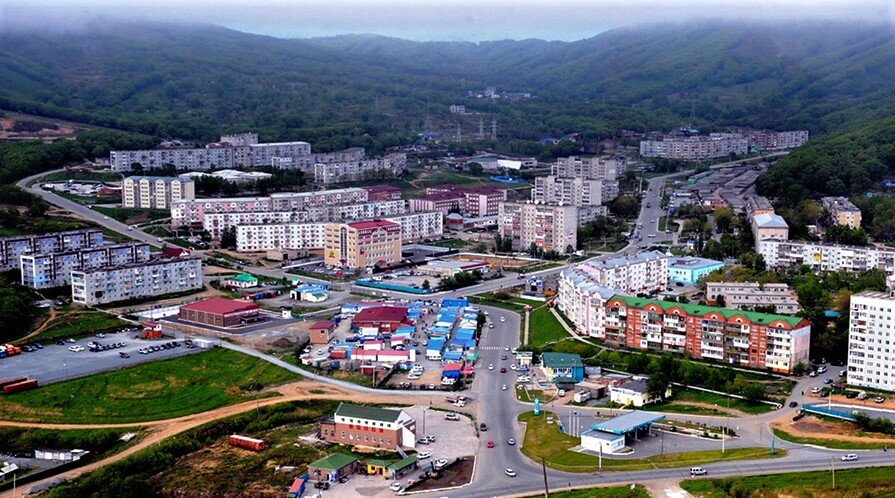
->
[505,468,517,477]
[811,387,821,394]
[501,384,507,390]
[510,364,518,371]
[511,348,517,354]
[507,438,515,445]
[504,346,510,351]
[488,364,494,370]
[417,451,432,459]
[500,316,506,322]
[841,454,858,461]
[434,459,448,469]
[389,482,403,491]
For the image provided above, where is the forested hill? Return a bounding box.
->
[1,19,893,145]
[756,115,895,205]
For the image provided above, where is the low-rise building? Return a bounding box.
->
[759,240,895,274]
[667,257,724,285]
[324,220,402,269]
[539,352,584,383]
[415,260,490,279]
[225,273,258,289]
[319,402,416,451]
[352,306,408,333]
[364,185,403,201]
[706,281,801,314]
[71,256,204,306]
[408,192,464,214]
[309,320,336,345]
[425,184,508,217]
[560,252,669,296]
[752,213,789,250]
[821,196,862,229]
[847,291,895,392]
[306,453,359,483]
[122,175,195,209]
[21,243,151,289]
[0,229,104,271]
[609,379,665,407]
[179,297,260,328]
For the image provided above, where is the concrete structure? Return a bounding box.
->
[319,402,416,451]
[408,192,463,214]
[364,185,403,201]
[847,291,895,392]
[667,257,724,285]
[759,240,895,274]
[313,153,406,184]
[0,230,104,271]
[533,175,607,206]
[415,260,490,279]
[556,266,617,338]
[498,201,578,253]
[706,282,802,314]
[383,212,444,242]
[747,130,809,150]
[71,256,204,306]
[324,220,403,269]
[309,320,336,345]
[581,411,665,454]
[352,306,408,333]
[752,213,790,249]
[306,453,359,483]
[604,295,811,373]
[179,297,260,328]
[746,196,775,217]
[122,176,195,209]
[560,252,669,296]
[21,243,151,289]
[539,352,584,383]
[639,136,749,160]
[822,197,862,229]
[580,429,625,455]
[552,156,619,182]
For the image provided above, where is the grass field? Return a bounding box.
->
[516,387,545,403]
[681,466,895,497]
[0,348,298,423]
[528,306,570,346]
[92,206,169,224]
[429,238,469,249]
[640,389,776,416]
[34,310,129,341]
[468,294,528,312]
[520,484,650,498]
[518,411,785,472]
[771,428,894,449]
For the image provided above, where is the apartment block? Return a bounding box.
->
[425,185,507,217]
[552,156,619,182]
[313,153,406,184]
[706,282,802,314]
[122,176,195,209]
[821,197,862,229]
[382,211,444,242]
[556,266,619,339]
[533,176,605,206]
[249,141,312,167]
[576,205,609,225]
[562,251,669,296]
[497,202,578,253]
[324,220,402,269]
[408,192,463,214]
[110,146,235,172]
[236,223,327,252]
[20,243,151,289]
[748,130,809,150]
[746,196,775,217]
[847,291,895,392]
[751,213,789,250]
[71,256,204,306]
[0,230,104,271]
[639,136,750,160]
[364,185,403,201]
[759,240,895,274]
[604,295,811,373]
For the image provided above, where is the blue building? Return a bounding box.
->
[539,352,584,383]
[667,257,724,285]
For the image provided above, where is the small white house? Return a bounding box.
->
[580,430,625,454]
[609,379,668,407]
[225,273,258,289]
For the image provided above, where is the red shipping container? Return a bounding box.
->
[228,434,265,452]
[3,379,38,394]
[0,377,27,389]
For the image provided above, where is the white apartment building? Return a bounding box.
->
[748,130,809,150]
[821,196,862,229]
[122,176,195,209]
[752,213,789,251]
[313,153,406,184]
[0,230,104,271]
[847,291,895,392]
[498,202,578,253]
[20,243,151,289]
[71,256,204,306]
[556,266,618,338]
[110,146,235,172]
[759,240,895,274]
[533,176,605,206]
[552,156,619,182]
[566,251,669,296]
[639,136,750,160]
[249,141,312,167]
[705,281,802,314]
[381,211,444,242]
[577,205,609,225]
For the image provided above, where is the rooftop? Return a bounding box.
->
[307,453,358,470]
[386,455,419,471]
[347,219,401,230]
[667,257,724,270]
[591,411,666,435]
[230,273,258,282]
[585,251,668,271]
[310,320,334,330]
[354,306,408,323]
[334,402,405,423]
[180,297,259,315]
[608,294,806,327]
[364,185,402,193]
[753,213,789,229]
[616,379,649,394]
[540,352,583,368]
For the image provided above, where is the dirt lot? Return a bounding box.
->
[771,414,895,445]
[409,457,474,492]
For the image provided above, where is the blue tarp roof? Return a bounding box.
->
[442,299,468,307]
[395,326,415,334]
[427,338,446,350]
[443,351,463,361]
[450,338,476,349]
[590,411,666,435]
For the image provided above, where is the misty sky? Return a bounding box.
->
[4,0,893,41]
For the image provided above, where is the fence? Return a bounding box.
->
[356,279,432,295]
[802,403,857,421]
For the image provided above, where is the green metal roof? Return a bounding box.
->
[540,352,583,368]
[608,295,805,327]
[386,455,419,470]
[335,402,403,423]
[367,459,394,468]
[308,453,358,470]
[231,273,257,282]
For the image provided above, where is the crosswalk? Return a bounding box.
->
[478,346,504,351]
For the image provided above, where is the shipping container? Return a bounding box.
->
[2,379,38,394]
[0,377,28,389]
[228,434,266,452]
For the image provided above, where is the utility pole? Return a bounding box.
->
[830,458,835,490]
[478,117,485,140]
[541,458,550,497]
[490,118,498,141]
[723,392,730,453]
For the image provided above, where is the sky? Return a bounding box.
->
[3,0,893,41]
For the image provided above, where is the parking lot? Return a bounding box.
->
[0,331,203,385]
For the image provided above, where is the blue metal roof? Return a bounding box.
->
[590,411,665,435]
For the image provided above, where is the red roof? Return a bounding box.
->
[443,363,463,372]
[163,246,191,258]
[310,320,334,330]
[180,297,258,315]
[347,219,401,230]
[354,306,408,323]
[377,350,409,357]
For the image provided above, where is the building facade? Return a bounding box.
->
[604,295,811,373]
[667,257,724,285]
[706,282,802,314]
[556,266,618,338]
[122,176,195,209]
[497,202,578,253]
[0,230,104,271]
[319,403,416,451]
[21,243,151,289]
[533,176,606,206]
[178,297,260,328]
[563,252,669,296]
[639,136,750,160]
[313,153,406,184]
[425,185,508,217]
[236,222,328,252]
[847,291,895,392]
[821,197,862,229]
[752,213,789,249]
[324,220,402,269]
[71,256,203,306]
[759,240,895,274]
[552,156,619,182]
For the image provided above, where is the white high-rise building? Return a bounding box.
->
[533,176,606,206]
[564,251,669,296]
[759,240,895,274]
[556,266,618,338]
[72,256,204,306]
[847,291,895,392]
[497,202,578,253]
[122,176,195,209]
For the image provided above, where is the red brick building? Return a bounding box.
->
[179,297,260,328]
[364,185,403,201]
[426,184,508,217]
[309,320,336,345]
[319,402,417,450]
[604,295,811,373]
[352,306,408,333]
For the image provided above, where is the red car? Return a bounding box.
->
[486,440,495,448]
[500,367,507,373]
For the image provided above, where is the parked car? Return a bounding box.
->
[846,391,858,399]
[426,435,436,443]
[820,391,830,398]
[811,387,821,394]
[875,396,886,403]
[480,423,488,431]
[505,469,517,477]
[824,378,833,385]
[338,475,349,484]
[841,454,858,462]
[417,451,432,459]
[486,440,494,448]
[789,401,798,408]
[507,438,515,446]
[500,367,507,373]
[690,467,707,476]
[389,482,402,492]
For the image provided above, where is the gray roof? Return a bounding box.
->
[585,251,668,271]
[334,402,404,423]
[753,213,789,229]
[590,411,665,435]
[581,429,624,441]
[667,256,723,270]
[617,379,649,393]
[560,267,621,299]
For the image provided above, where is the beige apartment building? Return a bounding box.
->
[821,197,862,229]
[706,281,802,314]
[498,201,578,253]
[122,176,195,209]
[324,220,402,269]
[751,213,789,251]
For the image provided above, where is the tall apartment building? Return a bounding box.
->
[556,266,620,339]
[576,205,609,225]
[20,243,151,289]
[0,230,104,271]
[382,212,444,242]
[759,240,895,274]
[847,291,895,392]
[639,136,750,160]
[425,185,507,217]
[122,176,196,209]
[604,295,811,373]
[313,153,406,184]
[497,202,578,253]
[706,282,802,314]
[552,156,619,182]
[562,251,669,296]
[249,141,312,168]
[324,220,402,269]
[748,130,808,150]
[71,256,204,306]
[532,176,604,206]
[821,197,862,229]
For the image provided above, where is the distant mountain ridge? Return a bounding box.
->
[0,19,892,145]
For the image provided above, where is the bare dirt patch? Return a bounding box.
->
[771,414,895,445]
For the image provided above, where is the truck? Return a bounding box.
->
[2,379,38,395]
[228,434,266,452]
